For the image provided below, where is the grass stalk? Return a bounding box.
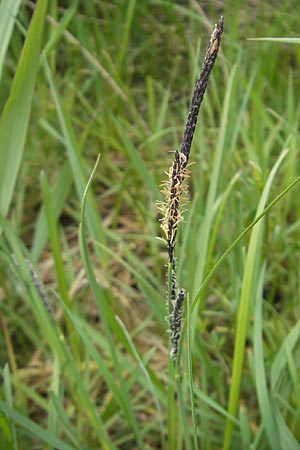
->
[160,16,223,450]
[159,15,224,361]
[0,0,48,219]
[222,147,290,450]
[79,155,145,449]
[40,171,78,354]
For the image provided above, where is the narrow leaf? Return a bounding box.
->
[0,0,48,218]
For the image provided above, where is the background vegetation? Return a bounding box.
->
[0,1,300,449]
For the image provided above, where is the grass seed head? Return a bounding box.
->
[157,150,190,262]
[170,288,185,360]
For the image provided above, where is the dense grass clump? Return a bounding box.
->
[0,1,300,449]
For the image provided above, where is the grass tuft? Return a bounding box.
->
[1,3,300,449]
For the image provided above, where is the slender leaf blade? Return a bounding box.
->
[0,0,48,218]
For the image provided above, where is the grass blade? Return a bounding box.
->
[191,63,237,309]
[223,147,289,450]
[0,0,48,218]
[248,38,300,44]
[0,0,22,81]
[3,364,18,449]
[0,401,76,450]
[253,265,280,448]
[42,59,107,267]
[31,161,72,261]
[79,155,145,449]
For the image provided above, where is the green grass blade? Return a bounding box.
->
[0,215,111,446]
[273,406,300,450]
[253,265,280,448]
[239,407,252,450]
[40,171,70,309]
[176,377,193,450]
[79,155,145,449]
[178,170,300,383]
[205,171,242,272]
[270,322,300,449]
[47,353,60,444]
[189,172,300,316]
[0,401,76,450]
[191,63,237,307]
[270,322,300,391]
[248,38,300,44]
[186,293,198,450]
[116,0,136,76]
[223,147,289,450]
[48,390,80,448]
[113,118,160,198]
[57,307,124,450]
[40,171,78,352]
[0,0,48,218]
[43,1,78,58]
[193,387,239,425]
[94,239,165,324]
[3,364,18,449]
[42,59,107,266]
[115,315,164,437]
[31,161,72,261]
[0,0,22,81]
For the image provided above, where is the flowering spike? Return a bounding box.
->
[157,17,223,362]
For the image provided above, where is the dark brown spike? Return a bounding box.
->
[170,289,185,360]
[180,16,224,161]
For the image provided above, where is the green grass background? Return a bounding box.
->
[0,1,300,449]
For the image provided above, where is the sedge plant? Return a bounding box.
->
[1,2,300,450]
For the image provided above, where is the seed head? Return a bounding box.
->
[157,150,190,263]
